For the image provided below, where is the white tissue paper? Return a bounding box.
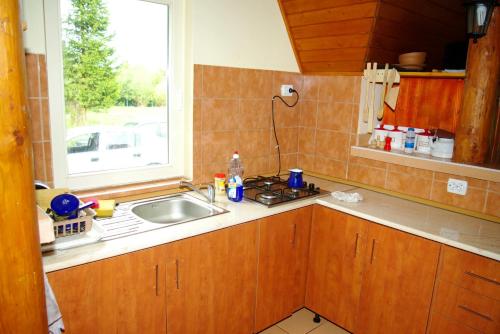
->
[331,191,364,203]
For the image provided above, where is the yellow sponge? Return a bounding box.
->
[95,200,115,217]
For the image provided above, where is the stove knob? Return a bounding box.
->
[308,183,315,191]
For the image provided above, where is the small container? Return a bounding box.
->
[214,173,226,194]
[404,128,416,153]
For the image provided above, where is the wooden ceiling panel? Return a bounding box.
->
[299,48,367,63]
[291,18,374,39]
[287,2,377,27]
[295,34,370,51]
[283,0,376,15]
[277,0,466,74]
[302,61,366,73]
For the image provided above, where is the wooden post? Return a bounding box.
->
[0,0,48,332]
[454,7,500,163]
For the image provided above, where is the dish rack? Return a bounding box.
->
[52,207,96,238]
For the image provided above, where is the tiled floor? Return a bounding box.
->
[259,308,350,334]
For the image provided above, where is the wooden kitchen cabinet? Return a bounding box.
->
[305,205,368,332]
[164,222,258,334]
[48,247,166,334]
[356,222,441,334]
[255,206,312,332]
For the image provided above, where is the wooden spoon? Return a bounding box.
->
[377,64,389,120]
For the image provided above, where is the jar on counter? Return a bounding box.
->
[214,173,226,194]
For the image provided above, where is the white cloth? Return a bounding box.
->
[44,273,65,334]
[331,191,364,203]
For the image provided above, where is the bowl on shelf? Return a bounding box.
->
[397,52,426,71]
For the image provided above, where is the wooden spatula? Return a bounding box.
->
[377,63,389,120]
[363,62,371,123]
[385,69,399,110]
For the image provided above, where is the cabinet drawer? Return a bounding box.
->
[428,312,482,334]
[433,281,500,334]
[440,246,500,300]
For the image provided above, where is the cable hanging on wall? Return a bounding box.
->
[271,88,299,177]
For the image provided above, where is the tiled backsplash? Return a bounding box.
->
[24,58,498,218]
[193,65,499,218]
[25,53,53,187]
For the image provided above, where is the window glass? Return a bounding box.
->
[60,0,169,174]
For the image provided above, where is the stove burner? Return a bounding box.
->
[242,175,324,207]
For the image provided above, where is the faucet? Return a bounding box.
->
[179,181,215,203]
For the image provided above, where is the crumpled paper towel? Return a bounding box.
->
[331,191,364,203]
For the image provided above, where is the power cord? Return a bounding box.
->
[271,88,299,176]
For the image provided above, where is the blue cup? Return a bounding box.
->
[287,168,304,188]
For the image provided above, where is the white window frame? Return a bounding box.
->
[44,0,191,190]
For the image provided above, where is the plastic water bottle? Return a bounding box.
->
[404,128,416,153]
[227,152,244,202]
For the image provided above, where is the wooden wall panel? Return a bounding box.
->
[381,78,464,133]
[291,18,374,39]
[286,2,378,27]
[283,0,376,14]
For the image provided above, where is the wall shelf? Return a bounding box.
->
[351,146,500,182]
[399,71,465,78]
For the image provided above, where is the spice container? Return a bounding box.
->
[214,173,226,194]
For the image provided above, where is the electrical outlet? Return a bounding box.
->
[280,84,293,97]
[447,178,468,195]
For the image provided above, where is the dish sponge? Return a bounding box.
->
[95,200,115,217]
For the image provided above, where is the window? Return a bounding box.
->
[44,0,189,190]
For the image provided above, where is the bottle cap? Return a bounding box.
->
[214,173,225,178]
[232,151,239,159]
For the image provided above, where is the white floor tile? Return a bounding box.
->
[259,325,288,334]
[308,321,350,334]
[276,309,321,334]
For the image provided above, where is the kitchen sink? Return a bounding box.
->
[131,194,228,225]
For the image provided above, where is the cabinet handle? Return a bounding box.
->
[354,233,359,257]
[465,271,500,286]
[370,239,376,264]
[458,305,493,321]
[291,223,297,246]
[175,259,180,290]
[155,264,159,296]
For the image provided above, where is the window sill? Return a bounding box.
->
[74,177,187,203]
[351,146,500,182]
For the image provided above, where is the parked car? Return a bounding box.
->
[66,123,168,174]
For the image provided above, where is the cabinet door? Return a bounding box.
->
[48,247,166,334]
[165,222,258,334]
[255,206,312,332]
[356,223,440,334]
[305,205,368,332]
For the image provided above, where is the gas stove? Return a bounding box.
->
[242,176,327,207]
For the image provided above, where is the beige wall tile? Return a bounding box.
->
[202,65,240,98]
[33,142,45,181]
[431,180,487,213]
[238,130,270,158]
[273,128,298,154]
[387,164,434,179]
[317,102,353,132]
[348,156,387,169]
[41,99,50,141]
[201,98,238,132]
[298,153,315,171]
[239,99,271,130]
[28,99,42,142]
[25,53,39,98]
[193,131,202,166]
[240,68,273,98]
[298,127,316,155]
[43,142,53,182]
[193,98,202,132]
[318,76,356,102]
[201,131,237,164]
[347,163,386,188]
[488,181,500,192]
[302,76,320,100]
[386,171,432,199]
[274,101,299,128]
[315,130,349,161]
[38,55,48,98]
[193,64,202,98]
[299,100,317,128]
[245,156,270,177]
[201,160,228,183]
[314,155,347,179]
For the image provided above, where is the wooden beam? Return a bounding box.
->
[0,0,48,331]
[454,7,500,163]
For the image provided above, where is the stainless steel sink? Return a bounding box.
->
[131,194,228,225]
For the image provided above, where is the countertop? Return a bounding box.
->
[43,176,500,272]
